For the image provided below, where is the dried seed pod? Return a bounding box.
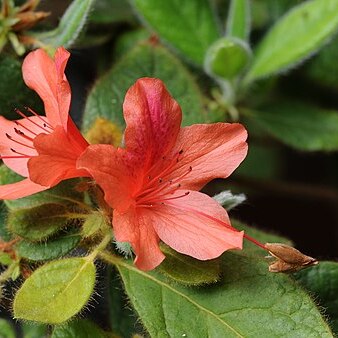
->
[265,243,318,273]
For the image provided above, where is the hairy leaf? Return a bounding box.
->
[295,261,338,335]
[16,232,81,261]
[246,0,338,81]
[130,0,219,65]
[0,319,15,338]
[108,268,144,337]
[116,222,331,337]
[159,244,221,285]
[226,0,251,40]
[90,0,134,24]
[83,43,207,131]
[51,319,106,338]
[8,204,69,241]
[243,103,338,151]
[33,0,95,48]
[14,257,96,324]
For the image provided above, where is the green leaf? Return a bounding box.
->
[242,102,338,151]
[0,202,11,241]
[306,35,338,89]
[251,0,302,30]
[0,166,83,210]
[204,37,251,79]
[226,0,251,40]
[83,43,207,131]
[16,232,81,261]
[130,0,219,65]
[158,244,221,285]
[0,319,15,338]
[246,0,338,82]
[14,257,96,324]
[81,212,106,238]
[51,319,106,338]
[21,322,47,338]
[33,0,95,48]
[116,223,332,337]
[114,28,151,59]
[8,204,69,241]
[0,56,42,119]
[0,252,13,265]
[295,261,338,334]
[108,268,143,337]
[90,0,134,24]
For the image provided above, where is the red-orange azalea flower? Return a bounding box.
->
[0,47,89,199]
[78,78,248,271]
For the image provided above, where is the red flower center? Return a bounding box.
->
[135,149,193,207]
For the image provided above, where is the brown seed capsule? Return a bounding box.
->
[265,243,318,273]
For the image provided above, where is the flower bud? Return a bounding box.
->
[204,37,251,80]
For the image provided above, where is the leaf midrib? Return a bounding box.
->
[117,260,245,337]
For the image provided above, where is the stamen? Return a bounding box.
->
[0,155,30,159]
[137,165,193,201]
[138,191,190,206]
[14,128,34,142]
[5,133,35,149]
[25,107,53,130]
[168,166,192,186]
[10,148,30,156]
[14,121,38,137]
[143,150,184,187]
[15,109,51,134]
[158,191,190,202]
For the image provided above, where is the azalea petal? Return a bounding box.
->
[0,178,47,200]
[77,144,136,212]
[0,116,48,177]
[167,123,248,190]
[114,208,165,271]
[28,126,88,187]
[123,78,182,171]
[150,190,243,260]
[22,47,71,129]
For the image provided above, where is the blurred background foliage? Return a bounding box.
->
[1,0,338,336]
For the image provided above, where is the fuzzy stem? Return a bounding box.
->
[98,250,121,266]
[87,232,113,261]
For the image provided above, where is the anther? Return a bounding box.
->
[14,128,24,135]
[158,178,163,183]
[10,148,30,156]
[179,149,183,155]
[15,108,51,133]
[5,133,12,139]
